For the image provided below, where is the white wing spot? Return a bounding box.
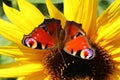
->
[34,36,37,39]
[83,46,87,49]
[37,34,40,36]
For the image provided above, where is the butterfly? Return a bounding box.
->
[22,18,95,60]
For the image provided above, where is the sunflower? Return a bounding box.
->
[0,0,120,80]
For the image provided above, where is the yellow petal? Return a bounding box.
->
[102,41,120,56]
[17,77,25,80]
[0,46,50,62]
[74,0,98,40]
[114,65,120,79]
[0,19,24,44]
[110,48,120,56]
[97,32,120,56]
[116,64,120,69]
[63,0,79,21]
[113,57,120,62]
[97,0,120,28]
[44,76,50,80]
[17,75,50,80]
[45,0,66,28]
[3,3,33,34]
[96,17,120,45]
[0,62,43,77]
[18,0,44,29]
[109,71,120,80]
[0,46,24,57]
[96,0,120,43]
[17,72,47,80]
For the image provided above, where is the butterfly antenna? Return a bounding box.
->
[46,49,68,68]
[58,50,68,68]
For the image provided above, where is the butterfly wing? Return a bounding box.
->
[22,19,62,49]
[64,22,95,59]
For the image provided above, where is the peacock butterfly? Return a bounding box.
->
[22,18,95,60]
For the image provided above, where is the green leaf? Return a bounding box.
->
[0,35,12,46]
[0,78,16,80]
[28,0,63,4]
[0,55,15,64]
[0,6,3,17]
[98,0,114,16]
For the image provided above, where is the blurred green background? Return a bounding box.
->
[0,0,114,80]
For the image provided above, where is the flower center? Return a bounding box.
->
[45,43,114,80]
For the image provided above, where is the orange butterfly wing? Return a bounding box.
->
[64,21,94,59]
[22,19,62,49]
